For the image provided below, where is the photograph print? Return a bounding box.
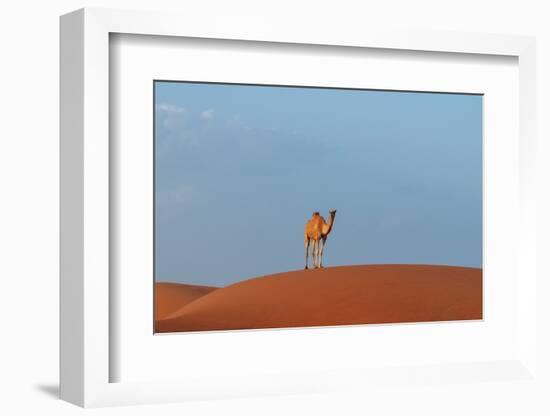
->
[154,81,482,333]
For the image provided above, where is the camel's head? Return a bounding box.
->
[329,209,337,216]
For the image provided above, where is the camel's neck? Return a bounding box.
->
[323,214,335,235]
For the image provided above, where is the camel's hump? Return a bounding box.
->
[312,212,320,216]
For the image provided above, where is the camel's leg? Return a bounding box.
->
[314,239,321,268]
[319,237,327,268]
[311,240,318,268]
[304,236,310,269]
[315,239,321,268]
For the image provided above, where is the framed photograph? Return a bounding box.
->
[60,8,538,407]
[152,80,484,334]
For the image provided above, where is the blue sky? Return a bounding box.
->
[154,81,482,286]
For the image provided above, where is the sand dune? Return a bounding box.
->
[155,265,482,333]
[155,282,218,320]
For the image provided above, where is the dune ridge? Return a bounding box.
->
[155,264,482,333]
[155,282,218,320]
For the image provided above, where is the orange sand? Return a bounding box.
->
[154,282,217,320]
[155,265,482,333]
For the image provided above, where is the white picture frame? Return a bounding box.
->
[60,7,537,408]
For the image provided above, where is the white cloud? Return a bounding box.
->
[200,109,215,119]
[170,185,192,204]
[156,103,186,113]
[158,185,194,207]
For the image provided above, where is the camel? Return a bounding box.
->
[304,209,337,269]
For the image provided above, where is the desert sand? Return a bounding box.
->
[155,264,482,333]
[155,282,218,320]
